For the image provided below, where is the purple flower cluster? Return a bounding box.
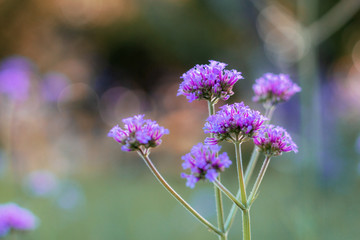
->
[252,73,301,105]
[0,56,33,101]
[253,125,298,156]
[181,143,231,188]
[108,115,169,152]
[41,72,69,102]
[204,102,267,144]
[178,60,243,102]
[0,203,38,237]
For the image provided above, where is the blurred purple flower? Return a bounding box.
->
[0,203,38,237]
[181,143,231,188]
[0,56,33,101]
[253,124,298,156]
[204,102,267,144]
[56,181,85,210]
[41,72,70,102]
[355,134,360,155]
[252,73,301,106]
[24,170,59,197]
[108,114,169,152]
[178,60,243,102]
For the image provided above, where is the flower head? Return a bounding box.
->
[204,102,267,144]
[178,60,243,102]
[0,203,38,237]
[41,72,69,102]
[23,170,59,197]
[0,56,33,101]
[253,125,298,156]
[252,73,301,106]
[108,115,169,152]
[181,143,231,188]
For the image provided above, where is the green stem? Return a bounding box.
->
[248,156,271,205]
[213,179,246,211]
[234,141,251,239]
[265,106,275,124]
[208,100,226,240]
[225,105,275,231]
[137,150,224,237]
[235,142,247,204]
[242,209,251,240]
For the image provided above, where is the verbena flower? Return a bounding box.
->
[204,102,267,144]
[252,73,301,106]
[0,56,33,101]
[181,143,231,188]
[177,60,243,102]
[253,125,298,156]
[108,114,169,152]
[0,203,38,237]
[41,72,69,102]
[23,170,59,197]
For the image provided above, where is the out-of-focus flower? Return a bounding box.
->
[181,143,231,188]
[204,102,266,144]
[253,124,298,156]
[23,170,59,197]
[56,181,85,210]
[0,203,38,237]
[355,134,360,155]
[177,60,243,102]
[41,72,70,102]
[252,73,301,106]
[0,56,33,101]
[108,114,169,152]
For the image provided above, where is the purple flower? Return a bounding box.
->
[0,203,38,237]
[0,56,33,101]
[181,143,231,188]
[108,114,169,152]
[355,134,360,155]
[23,170,59,197]
[253,125,298,156]
[252,73,301,105]
[41,72,70,102]
[178,60,243,102]
[204,102,267,144]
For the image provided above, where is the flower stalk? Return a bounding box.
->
[248,156,271,205]
[137,149,224,237]
[208,100,226,240]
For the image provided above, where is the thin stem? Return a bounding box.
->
[265,106,275,124]
[244,105,274,185]
[235,142,247,204]
[208,100,226,240]
[234,141,251,240]
[242,209,251,240]
[248,156,271,205]
[225,105,275,231]
[213,179,246,211]
[245,147,260,186]
[137,150,224,237]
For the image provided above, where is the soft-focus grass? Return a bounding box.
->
[1,166,359,240]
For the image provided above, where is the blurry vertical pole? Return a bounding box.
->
[298,0,321,174]
[297,0,320,239]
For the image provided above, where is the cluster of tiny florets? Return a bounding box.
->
[0,203,38,237]
[252,73,301,105]
[204,102,267,144]
[177,60,243,102]
[108,115,169,152]
[181,143,231,188]
[253,125,298,156]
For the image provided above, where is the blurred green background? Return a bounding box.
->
[0,0,360,239]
